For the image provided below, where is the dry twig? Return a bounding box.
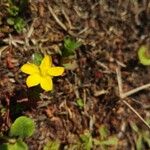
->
[122,99,150,130]
[116,67,150,99]
[116,67,150,130]
[48,5,67,31]
[61,7,74,30]
[48,5,77,37]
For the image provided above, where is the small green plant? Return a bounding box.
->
[138,45,150,65]
[63,130,93,150]
[93,125,118,150]
[61,37,81,71]
[80,130,93,150]
[31,52,44,66]
[51,126,118,150]
[6,0,28,33]
[43,140,60,150]
[7,17,26,33]
[7,5,19,16]
[67,126,118,150]
[130,122,150,150]
[0,116,35,150]
[76,98,84,109]
[62,37,81,57]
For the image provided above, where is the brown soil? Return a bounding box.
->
[0,0,150,150]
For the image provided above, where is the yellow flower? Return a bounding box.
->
[21,55,64,91]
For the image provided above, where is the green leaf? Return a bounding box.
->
[14,17,26,33]
[136,135,143,150]
[99,125,109,140]
[0,140,28,150]
[99,136,118,146]
[7,5,19,16]
[7,17,15,25]
[138,45,150,65]
[146,118,150,125]
[32,53,43,65]
[144,137,150,147]
[93,139,101,146]
[9,116,35,138]
[142,131,150,147]
[43,140,60,150]
[76,98,84,109]
[64,38,81,51]
[80,131,93,150]
[130,122,139,133]
[62,37,81,57]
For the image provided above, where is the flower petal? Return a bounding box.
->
[26,74,41,87]
[21,63,39,75]
[40,55,52,74]
[47,67,64,76]
[40,76,53,91]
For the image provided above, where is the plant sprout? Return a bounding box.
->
[62,37,81,57]
[0,116,35,150]
[138,45,150,65]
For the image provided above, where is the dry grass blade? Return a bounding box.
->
[48,4,77,37]
[121,83,150,98]
[116,67,150,98]
[116,67,150,130]
[116,67,123,97]
[48,5,67,31]
[0,46,8,57]
[122,99,150,130]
